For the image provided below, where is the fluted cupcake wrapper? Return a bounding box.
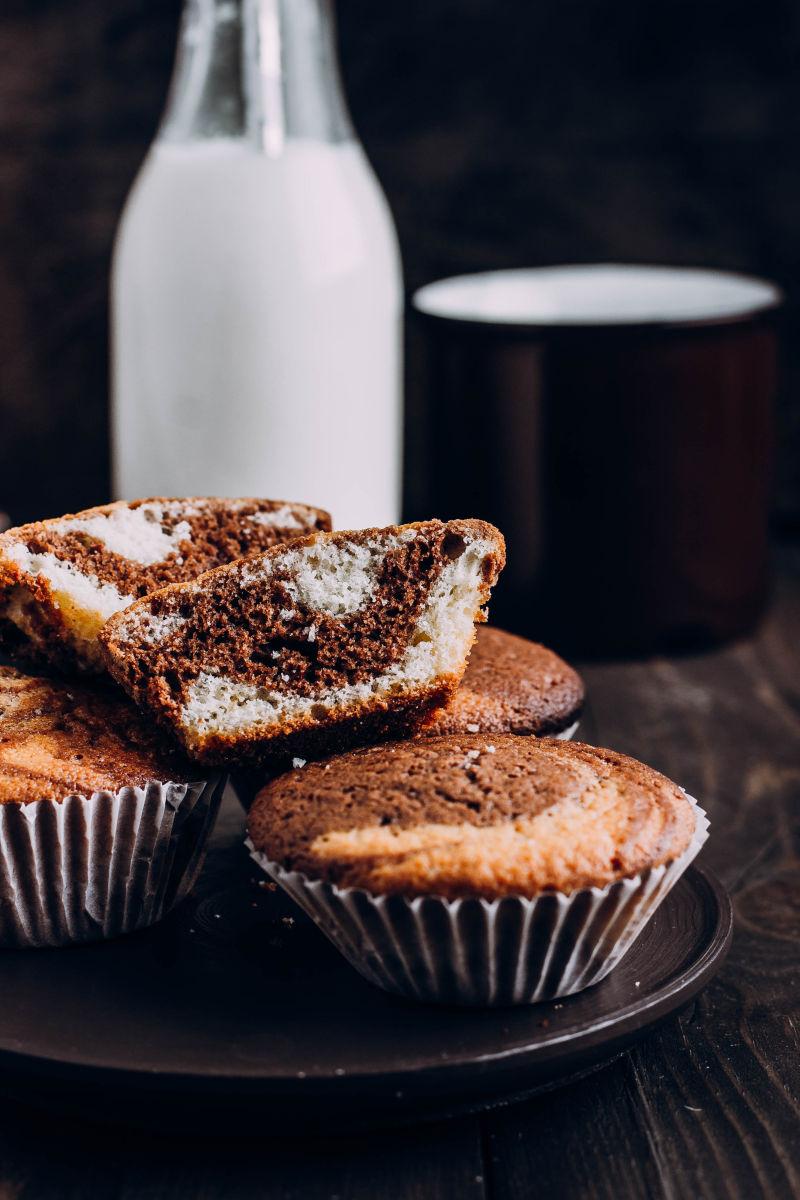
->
[554,720,579,741]
[0,775,226,948]
[247,795,708,1006]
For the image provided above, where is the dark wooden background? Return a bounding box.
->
[1,0,800,527]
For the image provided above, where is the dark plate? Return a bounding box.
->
[0,790,731,1133]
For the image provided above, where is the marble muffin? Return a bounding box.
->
[0,664,224,950]
[248,735,697,899]
[421,626,584,739]
[247,734,704,1005]
[0,496,331,674]
[0,665,193,804]
[101,519,506,768]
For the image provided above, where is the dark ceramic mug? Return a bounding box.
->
[411,264,781,656]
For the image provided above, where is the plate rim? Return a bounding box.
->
[0,864,732,1091]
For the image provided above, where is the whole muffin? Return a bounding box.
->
[0,665,188,803]
[420,626,584,739]
[248,736,706,1004]
[249,735,694,898]
[0,666,224,948]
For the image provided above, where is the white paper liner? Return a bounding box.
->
[247,794,708,1006]
[0,774,225,948]
[553,720,579,741]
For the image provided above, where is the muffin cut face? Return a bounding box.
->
[101,520,506,766]
[421,626,585,738]
[0,497,331,673]
[248,735,696,898]
[0,666,193,804]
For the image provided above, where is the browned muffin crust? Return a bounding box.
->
[101,520,506,766]
[248,735,696,898]
[0,666,194,804]
[0,497,331,675]
[421,626,584,737]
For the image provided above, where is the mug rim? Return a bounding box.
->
[412,263,783,334]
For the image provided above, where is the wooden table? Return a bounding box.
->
[0,568,798,1199]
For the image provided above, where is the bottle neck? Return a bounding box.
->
[159,0,354,152]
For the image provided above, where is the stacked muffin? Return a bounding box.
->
[0,495,706,999]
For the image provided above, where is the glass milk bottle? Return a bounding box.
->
[111,0,402,529]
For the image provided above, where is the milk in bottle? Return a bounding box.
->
[112,0,402,529]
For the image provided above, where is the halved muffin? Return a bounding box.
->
[0,496,330,673]
[101,519,506,766]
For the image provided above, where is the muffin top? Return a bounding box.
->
[0,666,193,804]
[248,735,696,898]
[421,626,584,737]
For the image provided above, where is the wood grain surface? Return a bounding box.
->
[0,565,796,1198]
